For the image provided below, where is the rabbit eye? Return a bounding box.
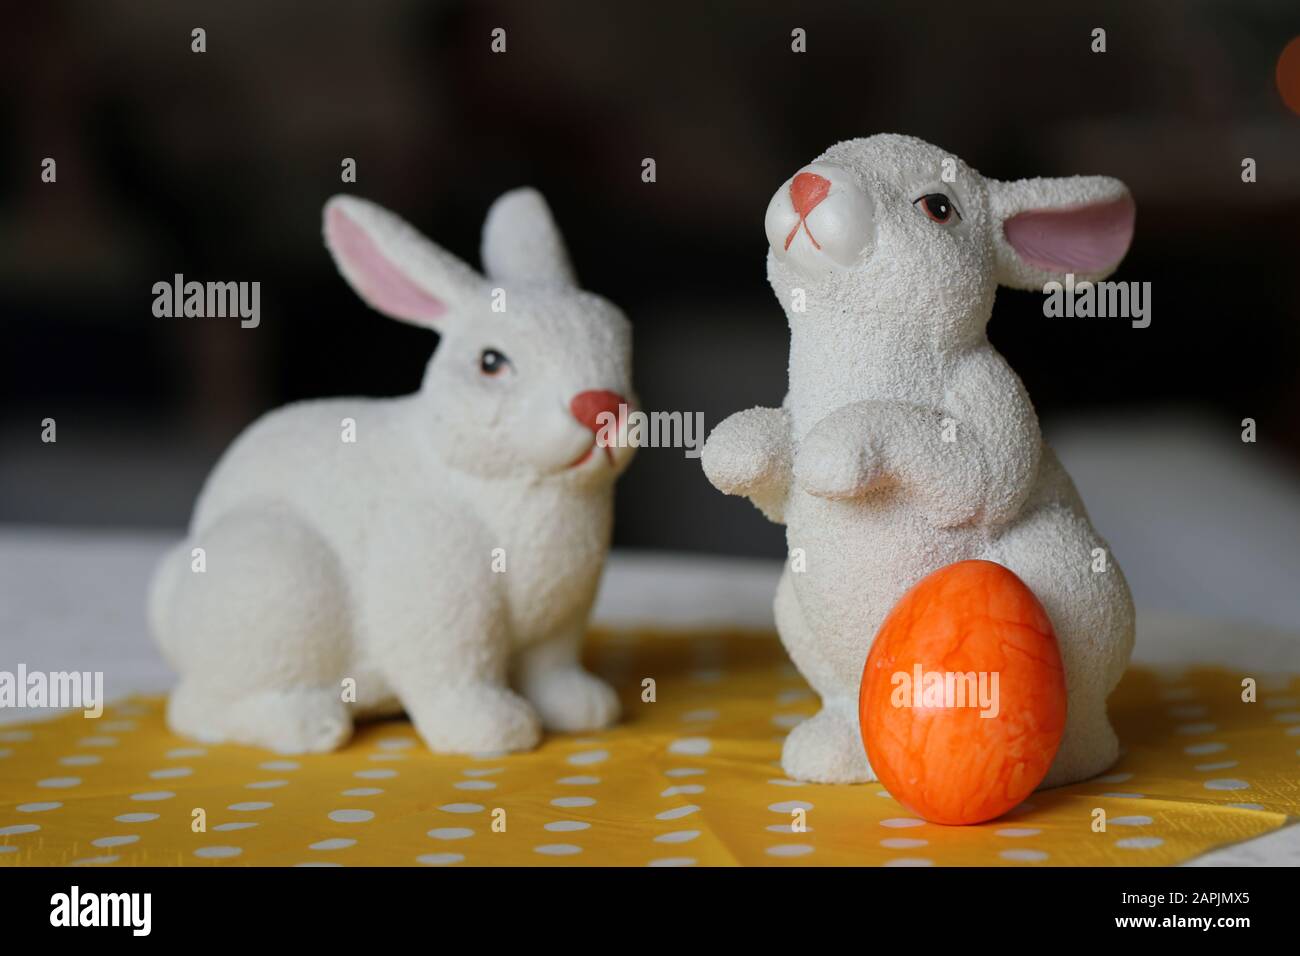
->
[914,193,960,224]
[479,348,510,376]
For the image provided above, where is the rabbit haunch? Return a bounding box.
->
[149,188,635,756]
[703,133,1136,787]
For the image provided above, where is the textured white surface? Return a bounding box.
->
[706,134,1138,786]
[147,189,635,755]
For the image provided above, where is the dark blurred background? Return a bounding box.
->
[2,0,1298,561]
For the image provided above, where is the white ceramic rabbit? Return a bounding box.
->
[149,188,636,755]
[702,134,1137,787]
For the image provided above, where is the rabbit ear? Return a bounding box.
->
[990,176,1135,291]
[481,188,577,287]
[323,195,482,327]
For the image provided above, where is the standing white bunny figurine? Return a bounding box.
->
[703,134,1136,787]
[150,188,635,755]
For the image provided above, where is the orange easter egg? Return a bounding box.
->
[859,560,1067,825]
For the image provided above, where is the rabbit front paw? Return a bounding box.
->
[410,684,542,755]
[521,667,621,733]
[701,407,791,498]
[794,423,880,499]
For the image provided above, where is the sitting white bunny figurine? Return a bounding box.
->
[149,188,635,754]
[703,134,1136,787]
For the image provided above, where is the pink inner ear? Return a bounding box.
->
[326,206,446,325]
[1003,194,1135,274]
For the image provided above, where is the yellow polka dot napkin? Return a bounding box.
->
[1,630,1297,866]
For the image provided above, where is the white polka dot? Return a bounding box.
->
[72,855,120,866]
[213,822,257,832]
[259,760,298,771]
[428,827,474,840]
[353,769,397,780]
[881,817,926,828]
[690,668,724,683]
[768,800,814,814]
[876,790,896,798]
[668,737,711,756]
[454,780,496,791]
[551,796,596,808]
[0,824,40,836]
[310,838,357,850]
[544,821,590,832]
[1273,712,1300,723]
[1204,778,1249,791]
[131,791,176,802]
[115,813,158,824]
[664,768,706,778]
[0,730,33,742]
[654,830,700,844]
[91,835,139,848]
[59,755,102,767]
[1101,792,1145,799]
[295,861,343,867]
[438,803,484,814]
[766,823,814,834]
[416,853,463,865]
[557,775,600,786]
[567,749,609,766]
[534,844,582,856]
[881,837,928,849]
[194,846,242,859]
[78,737,118,747]
[682,709,719,722]
[1227,802,1265,811]
[1111,815,1154,826]
[884,857,934,867]
[368,753,406,762]
[0,748,11,759]
[1167,705,1208,718]
[771,713,807,729]
[1000,849,1049,862]
[995,828,1041,838]
[1286,726,1300,737]
[1194,761,1238,772]
[245,779,288,790]
[766,844,814,857]
[1183,742,1228,755]
[99,720,136,732]
[1117,836,1164,849]
[1095,772,1133,783]
[37,777,81,789]
[777,689,813,705]
[1264,696,1299,709]
[342,788,383,797]
[227,801,271,811]
[17,802,61,813]
[767,778,805,787]
[328,809,374,823]
[0,846,16,854]
[1176,722,1217,735]
[661,785,704,797]
[462,767,504,778]
[166,747,206,758]
[149,767,192,779]
[656,805,700,821]
[648,857,696,866]
[378,738,416,750]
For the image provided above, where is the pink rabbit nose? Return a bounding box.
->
[786,172,832,250]
[570,390,627,433]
